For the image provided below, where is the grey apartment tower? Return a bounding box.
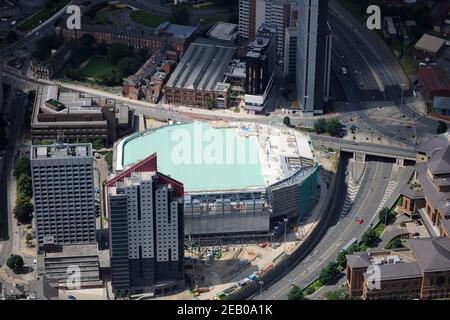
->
[296,0,332,116]
[106,154,185,297]
[31,143,96,250]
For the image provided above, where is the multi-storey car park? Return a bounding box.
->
[113,121,319,244]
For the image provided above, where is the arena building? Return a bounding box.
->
[114,121,318,242]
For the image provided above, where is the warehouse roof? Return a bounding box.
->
[165,43,235,91]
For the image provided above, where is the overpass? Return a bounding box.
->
[310,135,416,165]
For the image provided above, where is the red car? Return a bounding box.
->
[357,218,363,225]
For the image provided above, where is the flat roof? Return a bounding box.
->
[415,34,445,54]
[31,143,92,160]
[165,43,235,91]
[120,122,264,192]
[117,122,315,193]
[156,22,197,40]
[44,243,98,258]
[207,22,238,41]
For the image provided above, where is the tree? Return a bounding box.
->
[107,44,131,64]
[361,228,380,248]
[204,96,214,109]
[171,3,191,25]
[283,116,291,127]
[6,254,24,271]
[326,118,343,137]
[117,57,140,77]
[314,118,342,136]
[318,261,340,285]
[288,285,305,300]
[31,33,63,62]
[324,288,350,300]
[314,118,327,134]
[13,157,31,179]
[17,175,33,198]
[385,238,404,249]
[92,139,104,150]
[14,193,33,223]
[437,121,448,134]
[378,207,395,225]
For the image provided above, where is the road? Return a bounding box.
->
[0,87,28,265]
[255,158,394,299]
[329,0,438,142]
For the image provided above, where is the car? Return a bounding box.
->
[405,124,412,128]
[67,295,76,300]
[357,218,363,225]
[368,222,374,228]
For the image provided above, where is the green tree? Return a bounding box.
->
[378,207,395,225]
[6,254,24,271]
[17,175,33,198]
[326,118,343,137]
[283,116,291,127]
[13,157,31,179]
[385,238,404,250]
[204,96,214,109]
[171,3,191,25]
[437,121,448,134]
[92,139,104,150]
[318,261,340,285]
[31,33,63,62]
[288,285,305,300]
[117,57,140,77]
[14,193,33,223]
[314,118,327,134]
[324,288,350,300]
[107,44,131,64]
[361,228,380,248]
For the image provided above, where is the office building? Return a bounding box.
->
[31,143,96,250]
[238,0,297,66]
[31,85,134,145]
[106,153,185,296]
[400,130,450,237]
[296,0,332,116]
[346,237,450,300]
[244,24,277,113]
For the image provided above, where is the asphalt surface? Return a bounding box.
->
[254,158,394,300]
[329,0,438,142]
[0,89,28,265]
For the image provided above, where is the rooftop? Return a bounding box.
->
[31,143,92,160]
[44,243,99,259]
[207,22,239,42]
[155,22,197,40]
[409,237,450,272]
[415,34,445,54]
[116,122,315,193]
[165,43,235,91]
